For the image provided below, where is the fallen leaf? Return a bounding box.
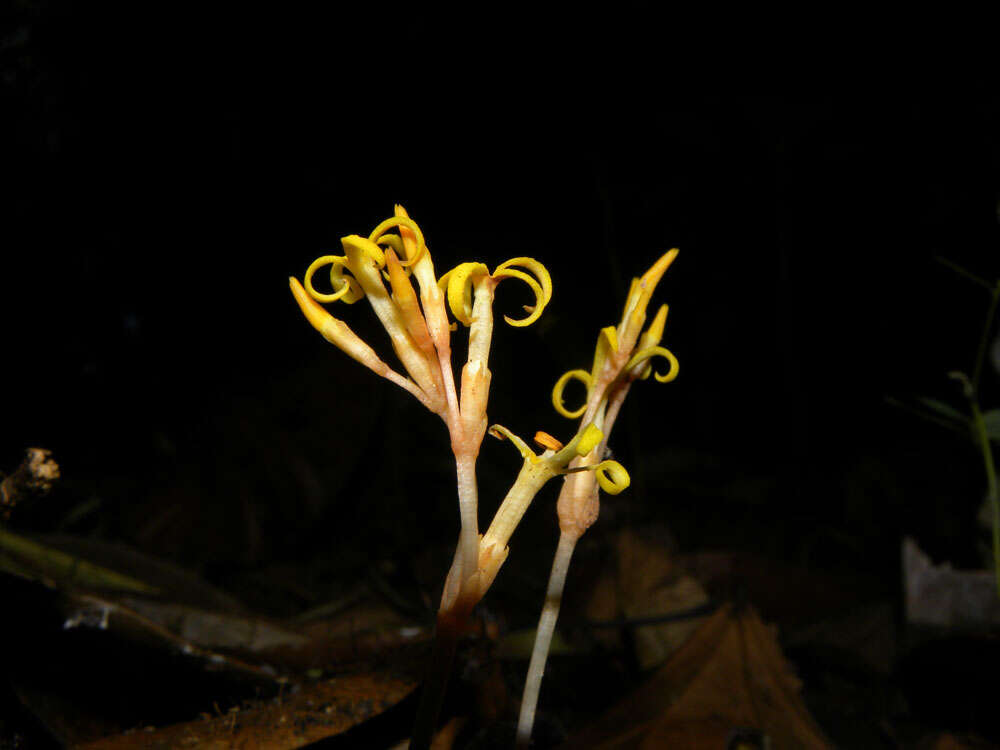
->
[564,604,831,749]
[585,529,710,669]
[76,669,417,750]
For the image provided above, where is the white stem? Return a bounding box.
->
[455,454,480,597]
[516,531,577,748]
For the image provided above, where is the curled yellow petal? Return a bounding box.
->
[488,424,535,461]
[625,345,679,383]
[368,216,426,267]
[304,255,363,304]
[492,266,546,327]
[552,369,592,419]
[594,460,630,495]
[444,262,490,326]
[494,257,552,306]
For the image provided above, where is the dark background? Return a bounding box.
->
[4,6,1000,617]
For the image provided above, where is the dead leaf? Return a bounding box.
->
[564,604,832,749]
[585,529,710,669]
[75,670,417,750]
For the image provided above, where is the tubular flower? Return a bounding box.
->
[434,254,553,460]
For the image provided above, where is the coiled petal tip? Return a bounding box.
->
[594,460,630,495]
[625,346,679,383]
[552,369,592,419]
[493,258,553,327]
[368,215,427,267]
[304,255,364,304]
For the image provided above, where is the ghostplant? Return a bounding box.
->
[288,207,678,748]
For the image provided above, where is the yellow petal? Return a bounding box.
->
[636,249,679,312]
[594,460,630,495]
[385,248,434,353]
[624,345,679,383]
[445,262,490,326]
[290,277,377,366]
[303,255,363,304]
[373,233,405,255]
[494,257,553,306]
[623,249,678,346]
[341,235,386,267]
[642,304,669,348]
[492,266,546,327]
[368,216,426,267]
[290,276,333,332]
[591,325,619,380]
[635,304,670,379]
[552,369,592,419]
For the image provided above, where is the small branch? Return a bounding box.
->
[972,282,1000,395]
[935,255,993,290]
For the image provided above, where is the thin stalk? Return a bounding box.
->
[516,532,577,749]
[971,282,1000,395]
[936,255,994,290]
[969,400,1000,596]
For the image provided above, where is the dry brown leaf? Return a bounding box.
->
[586,529,709,669]
[565,604,831,749]
[75,670,417,750]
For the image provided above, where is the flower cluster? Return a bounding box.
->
[289,207,624,616]
[289,207,681,749]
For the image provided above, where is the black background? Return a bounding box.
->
[4,6,1000,610]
